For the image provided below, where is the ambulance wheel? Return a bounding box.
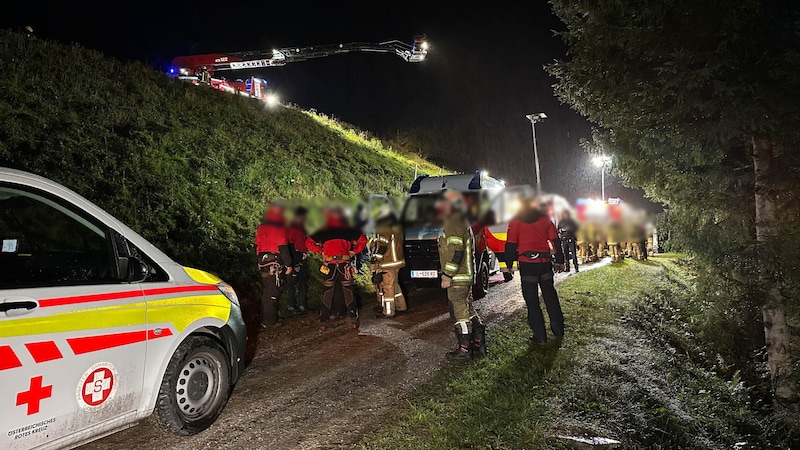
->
[473,261,490,300]
[152,336,231,436]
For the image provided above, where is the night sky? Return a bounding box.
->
[5,1,657,210]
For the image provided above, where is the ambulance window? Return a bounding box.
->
[0,184,116,288]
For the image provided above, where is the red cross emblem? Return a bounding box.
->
[16,376,52,415]
[81,367,114,406]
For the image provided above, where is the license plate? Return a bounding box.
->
[411,270,439,279]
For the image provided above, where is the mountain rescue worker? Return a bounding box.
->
[557,211,579,273]
[369,205,407,317]
[255,203,293,328]
[505,199,566,344]
[436,189,486,361]
[286,206,310,314]
[306,207,368,331]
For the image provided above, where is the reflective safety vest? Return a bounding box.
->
[370,224,405,269]
[438,212,475,286]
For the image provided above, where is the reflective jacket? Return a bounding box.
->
[438,211,475,286]
[370,224,405,270]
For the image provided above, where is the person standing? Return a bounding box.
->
[254,203,293,328]
[286,206,310,314]
[306,207,368,331]
[369,205,407,317]
[436,189,486,361]
[505,199,566,344]
[557,211,579,273]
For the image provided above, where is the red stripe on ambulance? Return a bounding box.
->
[67,328,173,355]
[38,285,219,308]
[0,345,22,370]
[24,341,63,363]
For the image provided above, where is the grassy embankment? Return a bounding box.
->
[360,255,786,449]
[0,30,442,304]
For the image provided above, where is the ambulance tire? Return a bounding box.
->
[152,335,231,436]
[473,261,489,300]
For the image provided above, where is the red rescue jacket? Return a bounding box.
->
[306,220,367,263]
[505,208,564,264]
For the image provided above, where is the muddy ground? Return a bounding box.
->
[81,266,596,450]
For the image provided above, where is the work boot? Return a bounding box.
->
[446,332,472,362]
[471,318,487,358]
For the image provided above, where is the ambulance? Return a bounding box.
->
[0,168,246,449]
[399,171,535,298]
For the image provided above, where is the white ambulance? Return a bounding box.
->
[0,168,246,449]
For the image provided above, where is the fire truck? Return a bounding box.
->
[168,35,428,103]
[396,171,535,299]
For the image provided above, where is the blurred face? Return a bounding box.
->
[324,208,343,224]
[435,199,453,218]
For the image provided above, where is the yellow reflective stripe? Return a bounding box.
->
[183,267,222,285]
[465,235,473,276]
[391,236,398,261]
[377,237,390,243]
[447,236,464,246]
[453,275,472,282]
[444,262,459,272]
[381,260,404,268]
[147,295,231,331]
[0,295,230,339]
[0,302,146,338]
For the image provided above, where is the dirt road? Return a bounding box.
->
[81,267,595,450]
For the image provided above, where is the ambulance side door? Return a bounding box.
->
[0,183,146,449]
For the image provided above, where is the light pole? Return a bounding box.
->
[592,155,612,201]
[525,113,547,195]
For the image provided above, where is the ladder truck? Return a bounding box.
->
[168,35,428,103]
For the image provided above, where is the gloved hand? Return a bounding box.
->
[284,266,293,275]
[554,264,566,273]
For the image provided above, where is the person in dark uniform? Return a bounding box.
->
[505,199,566,344]
[286,206,310,314]
[306,207,368,331]
[557,211,579,273]
[254,203,293,328]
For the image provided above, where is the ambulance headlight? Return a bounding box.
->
[217,282,240,307]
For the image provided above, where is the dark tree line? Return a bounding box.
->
[548,0,800,426]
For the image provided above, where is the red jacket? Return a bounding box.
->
[306,222,367,263]
[505,208,563,264]
[287,225,308,253]
[255,222,292,266]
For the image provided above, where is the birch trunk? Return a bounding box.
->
[752,136,795,410]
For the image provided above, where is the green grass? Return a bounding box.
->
[0,30,444,302]
[358,256,780,449]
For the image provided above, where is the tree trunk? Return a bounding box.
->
[752,136,796,411]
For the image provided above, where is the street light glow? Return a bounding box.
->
[593,155,612,167]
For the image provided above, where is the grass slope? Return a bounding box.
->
[0,30,442,298]
[359,256,788,449]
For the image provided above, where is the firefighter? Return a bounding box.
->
[557,211,579,273]
[286,206,310,314]
[369,205,407,317]
[254,203,293,328]
[436,189,486,361]
[505,198,566,344]
[306,206,368,331]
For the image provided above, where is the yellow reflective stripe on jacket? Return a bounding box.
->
[381,260,405,268]
[444,262,459,272]
[452,275,473,283]
[446,236,464,246]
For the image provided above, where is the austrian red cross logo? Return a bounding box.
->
[81,367,114,406]
[16,375,52,415]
